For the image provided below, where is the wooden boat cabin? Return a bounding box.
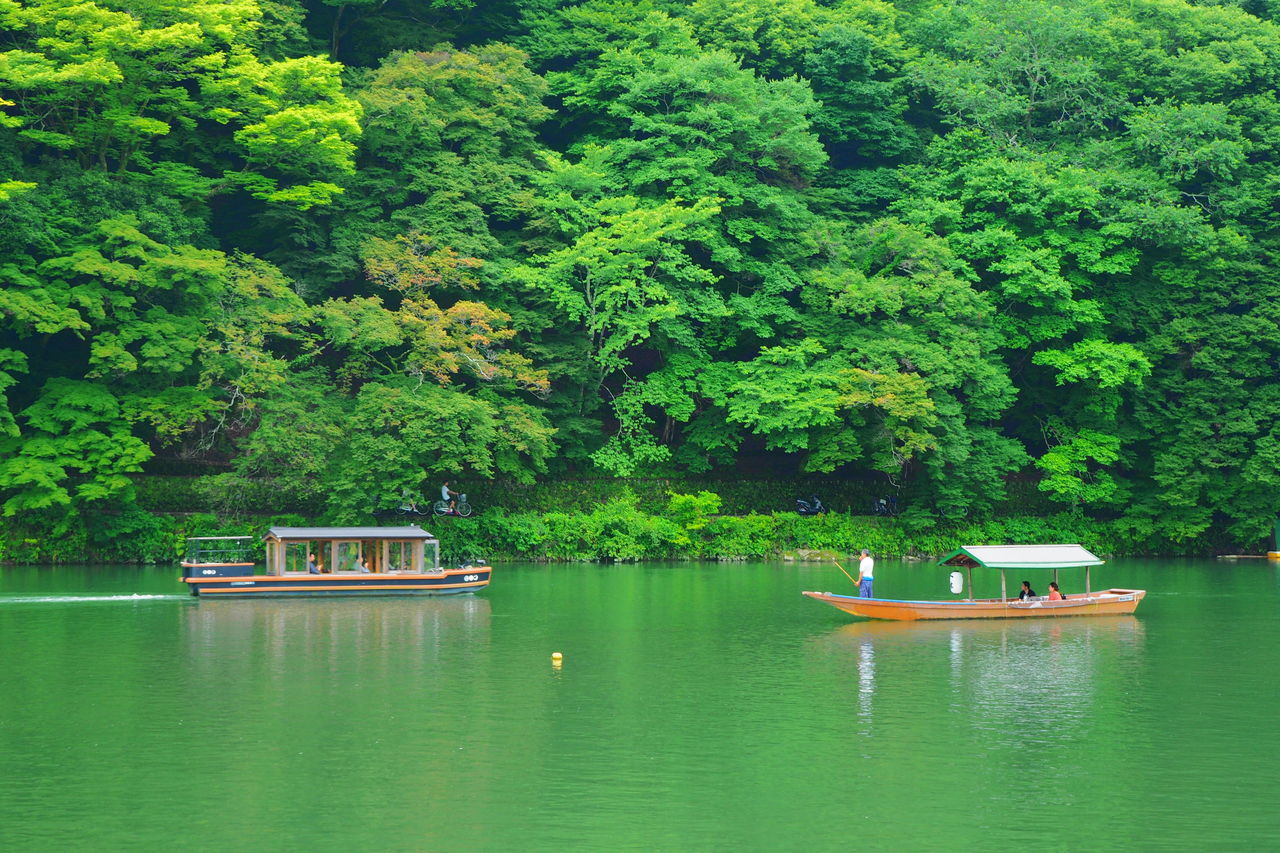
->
[181,526,491,598]
[803,544,1146,621]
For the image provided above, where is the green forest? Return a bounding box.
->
[3,0,1280,557]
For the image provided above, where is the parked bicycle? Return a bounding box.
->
[872,495,898,516]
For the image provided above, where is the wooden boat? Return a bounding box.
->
[181,526,491,598]
[803,544,1145,621]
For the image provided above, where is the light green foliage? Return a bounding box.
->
[0,214,309,512]
[1032,340,1151,391]
[522,37,830,474]
[205,52,361,207]
[1126,102,1248,181]
[666,490,722,531]
[683,0,830,77]
[518,191,720,377]
[909,0,1121,147]
[0,0,359,206]
[791,220,1024,515]
[0,379,150,514]
[1035,425,1122,505]
[350,46,548,261]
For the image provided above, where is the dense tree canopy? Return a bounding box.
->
[2,0,1278,541]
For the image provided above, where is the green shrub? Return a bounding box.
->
[704,514,779,559]
[85,507,180,563]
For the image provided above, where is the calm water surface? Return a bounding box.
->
[1,558,1278,851]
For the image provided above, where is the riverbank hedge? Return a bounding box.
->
[0,492,1248,565]
[128,472,1059,518]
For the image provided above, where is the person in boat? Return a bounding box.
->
[441,480,459,514]
[856,548,874,598]
[353,555,371,573]
[307,552,321,574]
[1048,581,1064,600]
[1017,580,1038,600]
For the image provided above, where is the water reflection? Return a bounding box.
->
[181,597,492,672]
[813,617,1146,741]
[856,639,875,722]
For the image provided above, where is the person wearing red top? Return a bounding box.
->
[1048,581,1065,601]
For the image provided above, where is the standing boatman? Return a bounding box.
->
[856,548,874,598]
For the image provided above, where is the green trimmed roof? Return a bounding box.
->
[938,544,1103,570]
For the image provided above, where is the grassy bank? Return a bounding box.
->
[0,492,1249,565]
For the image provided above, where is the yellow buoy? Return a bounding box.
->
[551,652,563,661]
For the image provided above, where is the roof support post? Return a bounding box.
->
[1085,565,1091,595]
[966,566,974,602]
[1000,569,1006,603]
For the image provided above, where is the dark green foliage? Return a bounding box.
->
[3,0,1280,555]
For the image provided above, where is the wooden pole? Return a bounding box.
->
[1000,569,1007,603]
[833,560,860,590]
[966,566,974,601]
[1085,565,1091,595]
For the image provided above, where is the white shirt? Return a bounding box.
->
[441,484,451,501]
[859,555,874,580]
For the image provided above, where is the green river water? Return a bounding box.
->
[1,558,1278,851]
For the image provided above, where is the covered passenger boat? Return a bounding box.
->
[802,544,1145,621]
[181,526,491,598]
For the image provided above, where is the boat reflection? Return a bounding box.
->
[181,597,492,672]
[826,615,1146,645]
[811,617,1146,736]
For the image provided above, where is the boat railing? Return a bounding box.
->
[183,536,256,566]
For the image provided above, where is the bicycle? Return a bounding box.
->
[371,503,430,520]
[433,493,474,517]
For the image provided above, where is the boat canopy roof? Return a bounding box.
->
[265,526,437,542]
[938,544,1103,570]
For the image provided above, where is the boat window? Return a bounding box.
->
[386,541,410,572]
[282,542,313,574]
[334,541,363,572]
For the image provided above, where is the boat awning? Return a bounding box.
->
[938,544,1104,570]
[265,526,437,542]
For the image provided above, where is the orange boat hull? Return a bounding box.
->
[802,589,1146,621]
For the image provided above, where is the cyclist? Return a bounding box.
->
[399,487,419,513]
[441,481,459,514]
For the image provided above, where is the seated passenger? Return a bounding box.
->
[1017,580,1038,600]
[1048,581,1065,601]
[307,552,321,574]
[353,556,371,573]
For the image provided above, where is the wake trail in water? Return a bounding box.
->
[0,593,186,604]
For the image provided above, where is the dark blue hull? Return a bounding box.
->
[182,568,492,598]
